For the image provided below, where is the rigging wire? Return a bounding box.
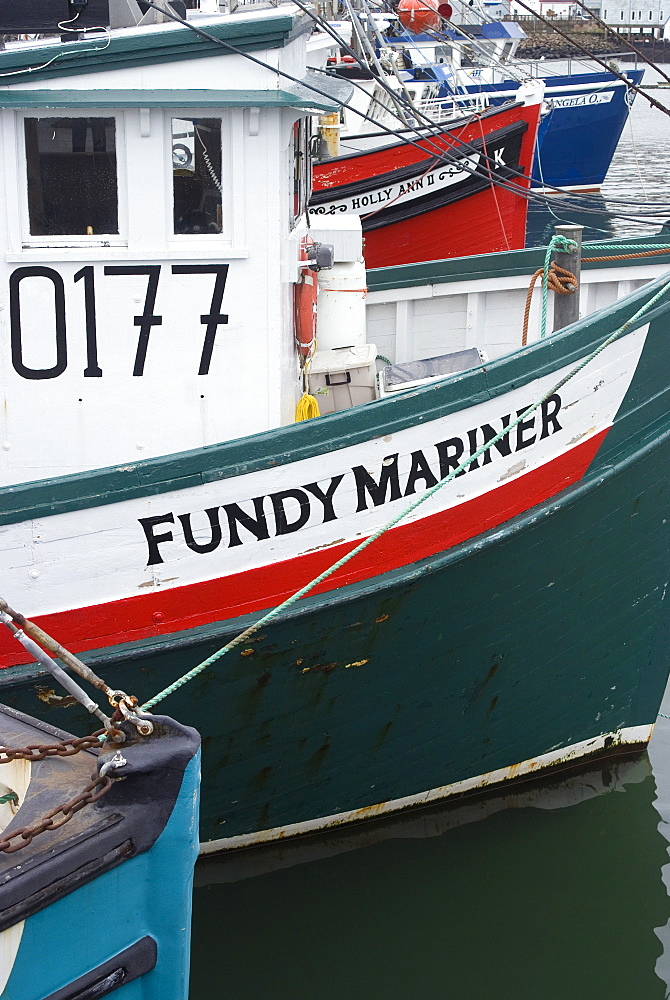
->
[307,64,669,223]
[23,0,670,227]
[133,0,559,211]
[511,0,670,118]
[142,0,615,217]
[568,0,670,86]
[294,0,670,220]
[8,0,660,224]
[347,0,670,211]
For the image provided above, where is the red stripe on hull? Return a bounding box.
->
[312,103,537,191]
[0,430,608,668]
[312,102,539,268]
[361,180,527,268]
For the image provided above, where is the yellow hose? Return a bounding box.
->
[295,392,320,422]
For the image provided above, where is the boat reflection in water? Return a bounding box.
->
[192,749,670,1000]
[649,707,670,993]
[525,188,670,249]
[525,191,619,248]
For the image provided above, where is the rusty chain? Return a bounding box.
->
[0,728,116,854]
[0,730,106,764]
[0,771,114,854]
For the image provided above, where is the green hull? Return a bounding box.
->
[2,261,670,848]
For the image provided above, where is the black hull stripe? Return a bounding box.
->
[361,162,523,232]
[322,99,525,163]
[310,120,528,204]
[42,937,157,1000]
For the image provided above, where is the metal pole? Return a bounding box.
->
[553,223,583,332]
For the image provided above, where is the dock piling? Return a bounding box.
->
[553,223,583,332]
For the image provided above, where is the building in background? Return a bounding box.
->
[596,0,667,32]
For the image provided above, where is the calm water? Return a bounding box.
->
[190,62,670,999]
[528,58,670,244]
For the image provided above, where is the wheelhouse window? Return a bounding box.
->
[292,118,311,225]
[25,117,118,236]
[172,117,222,235]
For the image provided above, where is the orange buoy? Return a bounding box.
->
[295,245,318,359]
[397,0,440,32]
[397,0,452,32]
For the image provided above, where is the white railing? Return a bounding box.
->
[414,92,490,122]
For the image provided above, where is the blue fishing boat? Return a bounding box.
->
[0,605,200,1000]
[447,67,644,190]
[385,23,644,190]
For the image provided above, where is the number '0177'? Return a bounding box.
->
[9,263,229,379]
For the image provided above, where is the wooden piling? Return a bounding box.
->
[553,224,583,333]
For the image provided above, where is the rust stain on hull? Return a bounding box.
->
[199,723,654,856]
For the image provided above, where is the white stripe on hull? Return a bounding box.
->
[3,328,647,620]
[198,723,653,853]
[532,183,602,193]
[309,154,480,218]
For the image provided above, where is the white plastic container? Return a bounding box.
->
[310,344,378,414]
[315,260,368,351]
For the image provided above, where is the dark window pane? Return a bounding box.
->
[25,117,118,236]
[172,118,222,234]
[292,118,310,226]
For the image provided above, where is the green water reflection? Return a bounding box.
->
[191,752,669,999]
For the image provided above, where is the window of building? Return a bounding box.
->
[620,10,625,17]
[603,8,607,16]
[172,117,222,235]
[24,116,118,236]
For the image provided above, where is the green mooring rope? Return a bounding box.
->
[540,235,577,341]
[0,792,18,805]
[581,242,670,252]
[139,276,670,714]
[539,238,670,342]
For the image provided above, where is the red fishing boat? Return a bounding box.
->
[310,88,542,268]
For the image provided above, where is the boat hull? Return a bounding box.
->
[1,267,670,850]
[444,71,644,191]
[0,711,200,1000]
[310,101,539,267]
[1,421,667,849]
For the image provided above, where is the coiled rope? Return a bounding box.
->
[140,275,670,713]
[522,239,670,348]
[522,261,577,347]
[295,392,320,421]
[295,355,321,423]
[529,235,581,346]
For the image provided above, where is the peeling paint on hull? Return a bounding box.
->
[199,724,653,853]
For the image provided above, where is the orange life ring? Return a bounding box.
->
[295,246,318,359]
